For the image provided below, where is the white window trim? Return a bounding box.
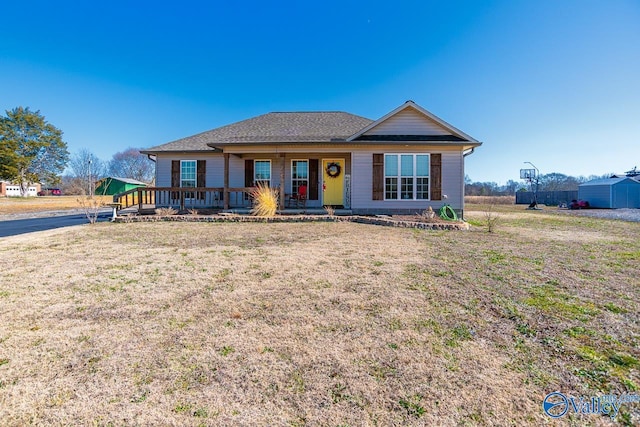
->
[254,159,272,186]
[180,160,197,188]
[383,153,430,201]
[291,159,309,193]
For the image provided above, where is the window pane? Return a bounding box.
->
[292,160,308,195]
[385,155,398,176]
[416,177,429,199]
[181,161,196,187]
[401,155,413,177]
[416,155,429,176]
[385,177,398,199]
[401,177,414,199]
[292,160,308,180]
[255,160,271,181]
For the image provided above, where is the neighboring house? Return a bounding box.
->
[578,177,640,208]
[95,177,148,196]
[0,181,41,197]
[141,101,482,216]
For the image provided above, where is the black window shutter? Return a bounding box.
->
[245,159,254,187]
[171,160,180,200]
[197,160,206,200]
[372,154,384,200]
[308,159,319,200]
[431,153,442,200]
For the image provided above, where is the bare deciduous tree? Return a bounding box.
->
[108,148,154,183]
[68,149,107,195]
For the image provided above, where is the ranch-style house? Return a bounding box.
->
[140,100,482,217]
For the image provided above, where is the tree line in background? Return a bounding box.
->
[465,172,617,196]
[63,147,154,195]
[0,106,154,196]
[0,106,630,198]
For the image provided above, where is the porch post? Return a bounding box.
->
[279,153,285,210]
[223,153,230,210]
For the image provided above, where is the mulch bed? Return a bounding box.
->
[114,214,469,230]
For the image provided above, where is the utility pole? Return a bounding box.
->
[88,159,93,197]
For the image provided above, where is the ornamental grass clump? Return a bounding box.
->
[250,183,279,217]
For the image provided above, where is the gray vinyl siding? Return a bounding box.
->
[155,154,225,187]
[155,149,465,213]
[350,150,464,212]
[362,108,450,136]
[229,156,245,187]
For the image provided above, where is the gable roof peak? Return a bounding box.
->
[347,100,480,143]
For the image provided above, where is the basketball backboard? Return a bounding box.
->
[520,168,536,180]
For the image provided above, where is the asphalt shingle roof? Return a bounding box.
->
[144,112,374,152]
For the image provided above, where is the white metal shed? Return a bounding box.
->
[578,177,640,208]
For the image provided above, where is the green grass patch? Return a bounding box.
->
[218,346,235,356]
[523,283,599,321]
[446,324,473,347]
[399,394,426,418]
[483,249,506,264]
[603,302,628,314]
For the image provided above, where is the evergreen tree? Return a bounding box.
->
[0,107,69,196]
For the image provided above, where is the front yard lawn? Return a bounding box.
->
[0,206,638,425]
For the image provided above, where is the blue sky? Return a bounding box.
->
[2,0,639,184]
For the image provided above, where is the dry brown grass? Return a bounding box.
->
[465,195,515,205]
[0,206,638,425]
[0,196,112,215]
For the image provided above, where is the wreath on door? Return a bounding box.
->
[325,162,342,178]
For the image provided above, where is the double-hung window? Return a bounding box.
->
[254,160,271,186]
[180,160,197,199]
[181,160,197,187]
[291,160,308,194]
[384,154,430,200]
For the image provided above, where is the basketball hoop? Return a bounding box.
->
[520,168,536,181]
[521,163,541,209]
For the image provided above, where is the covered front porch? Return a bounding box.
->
[222,151,353,210]
[113,186,353,215]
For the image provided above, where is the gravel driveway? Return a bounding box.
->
[552,208,640,222]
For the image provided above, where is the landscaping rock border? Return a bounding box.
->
[114,214,469,230]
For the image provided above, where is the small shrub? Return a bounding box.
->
[419,206,436,220]
[77,196,106,224]
[155,207,177,217]
[187,208,199,215]
[324,205,336,216]
[484,204,501,232]
[250,183,279,217]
